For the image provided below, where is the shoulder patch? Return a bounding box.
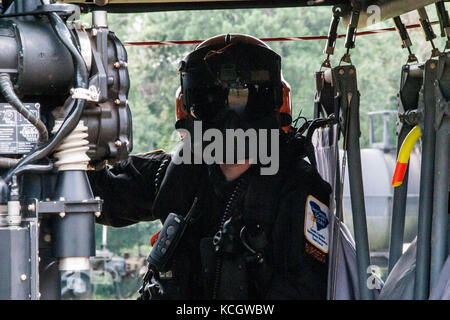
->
[304,195,329,254]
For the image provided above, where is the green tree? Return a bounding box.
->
[91,5,445,291]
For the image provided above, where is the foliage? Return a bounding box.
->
[88,5,445,297]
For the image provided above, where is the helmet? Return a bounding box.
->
[175,76,293,132]
[178,34,285,126]
[177,34,292,130]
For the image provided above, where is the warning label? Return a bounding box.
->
[0,103,39,154]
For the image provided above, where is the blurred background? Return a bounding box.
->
[79,5,444,299]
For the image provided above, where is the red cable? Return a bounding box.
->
[123,23,425,47]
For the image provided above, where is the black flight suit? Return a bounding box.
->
[88,133,332,299]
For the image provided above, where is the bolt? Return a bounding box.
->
[20,274,27,281]
[115,140,123,147]
[28,204,35,212]
[114,61,121,69]
[95,196,101,200]
[59,212,66,218]
[44,234,51,242]
[35,103,41,109]
[349,68,355,75]
[339,68,345,75]
[95,211,101,217]
[114,99,121,105]
[431,63,436,69]
[92,29,98,37]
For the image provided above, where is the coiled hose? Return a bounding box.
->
[3,12,89,183]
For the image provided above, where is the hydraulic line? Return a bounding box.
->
[3,12,88,184]
[418,7,440,57]
[0,73,49,143]
[13,162,54,177]
[393,16,418,63]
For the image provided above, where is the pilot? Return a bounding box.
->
[88,34,332,300]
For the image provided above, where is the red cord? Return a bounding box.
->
[123,23,425,47]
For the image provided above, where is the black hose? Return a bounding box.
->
[0,73,49,143]
[13,162,54,177]
[3,12,88,183]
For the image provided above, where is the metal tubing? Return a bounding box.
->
[414,60,438,300]
[430,116,449,290]
[346,91,373,300]
[388,123,413,273]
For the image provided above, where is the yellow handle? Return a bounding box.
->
[392,125,421,187]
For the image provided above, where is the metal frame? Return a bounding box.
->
[430,52,450,291]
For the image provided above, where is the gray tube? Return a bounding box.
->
[430,116,449,290]
[388,123,413,273]
[346,92,373,300]
[414,60,438,300]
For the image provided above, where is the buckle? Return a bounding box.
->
[138,268,166,299]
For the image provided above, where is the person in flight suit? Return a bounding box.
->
[88,34,332,300]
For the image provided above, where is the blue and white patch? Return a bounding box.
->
[304,195,329,253]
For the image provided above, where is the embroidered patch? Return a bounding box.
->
[304,195,329,253]
[305,242,326,263]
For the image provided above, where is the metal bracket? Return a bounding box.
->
[332,65,359,138]
[32,198,102,216]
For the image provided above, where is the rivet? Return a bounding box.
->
[59,212,66,218]
[20,274,27,281]
[95,211,101,217]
